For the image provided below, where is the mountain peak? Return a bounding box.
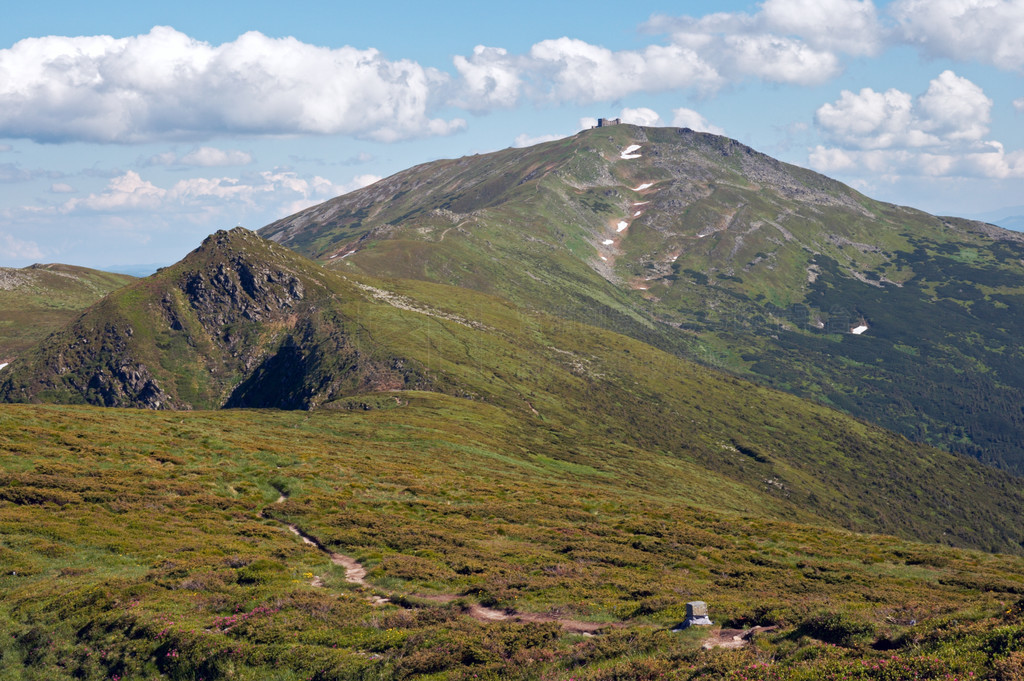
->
[0,230,430,410]
[257,126,1024,473]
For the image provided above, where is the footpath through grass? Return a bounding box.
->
[2,399,1024,679]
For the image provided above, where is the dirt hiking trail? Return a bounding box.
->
[261,493,728,640]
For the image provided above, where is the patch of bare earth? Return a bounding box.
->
[702,625,777,650]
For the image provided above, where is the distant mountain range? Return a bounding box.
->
[971,206,1024,232]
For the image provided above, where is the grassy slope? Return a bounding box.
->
[3,230,1024,555]
[0,264,135,362]
[4,231,1024,677]
[2,401,1024,680]
[260,126,1024,473]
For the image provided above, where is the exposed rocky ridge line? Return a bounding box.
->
[0,228,433,410]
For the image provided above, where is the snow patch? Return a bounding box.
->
[602,239,614,245]
[633,201,649,206]
[632,183,653,191]
[617,221,628,232]
[600,256,608,261]
[633,211,642,217]
[851,325,869,335]
[0,363,7,371]
[620,144,642,159]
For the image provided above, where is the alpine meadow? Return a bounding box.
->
[2,119,1024,681]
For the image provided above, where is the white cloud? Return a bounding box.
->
[722,34,841,85]
[639,0,879,88]
[916,70,992,142]
[815,87,921,149]
[0,145,11,153]
[671,108,726,135]
[579,107,722,134]
[1014,97,1024,113]
[0,233,44,260]
[811,71,1023,179]
[815,71,990,149]
[63,172,166,212]
[890,0,1024,71]
[146,147,253,168]
[761,0,883,56]
[0,26,465,144]
[619,107,663,127]
[526,38,722,103]
[49,183,75,193]
[513,132,566,148]
[808,145,858,173]
[452,46,523,110]
[52,168,363,222]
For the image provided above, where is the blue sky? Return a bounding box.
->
[1,0,1023,271]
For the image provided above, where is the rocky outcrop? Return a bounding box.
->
[0,228,433,410]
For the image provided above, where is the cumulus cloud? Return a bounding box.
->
[816,71,991,149]
[811,71,1023,178]
[54,168,365,221]
[513,132,566,148]
[761,0,883,56]
[145,147,253,168]
[640,0,880,87]
[0,26,465,144]
[0,233,44,260]
[891,0,1024,71]
[49,183,75,194]
[722,34,841,85]
[452,46,523,110]
[580,107,722,134]
[619,107,663,126]
[450,38,724,109]
[671,108,726,135]
[1015,97,1024,113]
[527,38,722,102]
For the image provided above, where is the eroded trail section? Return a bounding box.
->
[702,626,777,650]
[262,493,611,633]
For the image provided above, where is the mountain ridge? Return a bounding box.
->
[259,124,1024,472]
[0,263,135,364]
[2,226,1024,556]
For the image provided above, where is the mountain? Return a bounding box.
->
[4,231,1024,677]
[0,229,433,410]
[3,226,1023,557]
[260,124,1024,472]
[0,263,134,364]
